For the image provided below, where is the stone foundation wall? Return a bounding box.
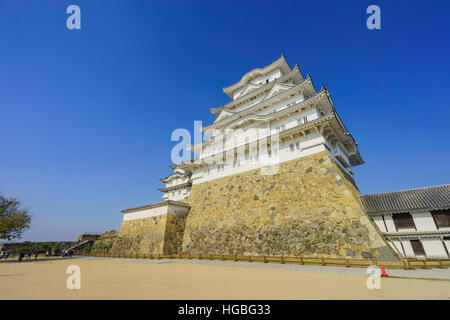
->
[91,214,187,255]
[163,215,187,254]
[182,151,397,260]
[91,215,166,255]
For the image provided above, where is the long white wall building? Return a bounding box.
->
[361,185,450,259]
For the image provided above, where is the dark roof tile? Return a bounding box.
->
[361,184,450,215]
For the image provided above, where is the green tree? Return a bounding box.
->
[0,195,31,240]
[17,241,32,254]
[51,245,59,256]
[39,242,50,253]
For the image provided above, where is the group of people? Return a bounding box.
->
[0,250,11,261]
[62,248,74,258]
[16,250,40,261]
[0,247,74,262]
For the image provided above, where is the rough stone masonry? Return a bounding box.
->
[91,151,397,260]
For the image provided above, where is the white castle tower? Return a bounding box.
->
[162,54,364,197]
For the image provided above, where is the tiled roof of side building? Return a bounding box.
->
[360,184,450,215]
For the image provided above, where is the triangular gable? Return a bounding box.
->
[263,82,295,100]
[238,83,263,98]
[161,170,186,183]
[213,109,234,123]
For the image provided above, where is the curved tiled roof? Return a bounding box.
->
[361,184,450,215]
[211,65,303,116]
[222,54,291,97]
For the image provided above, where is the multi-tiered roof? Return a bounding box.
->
[181,54,364,170]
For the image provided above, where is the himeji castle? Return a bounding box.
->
[94,55,449,260]
[162,54,363,199]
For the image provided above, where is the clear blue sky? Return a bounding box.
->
[1,1,449,241]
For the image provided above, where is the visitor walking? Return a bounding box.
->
[45,250,50,258]
[26,250,32,261]
[34,250,39,261]
[0,250,4,261]
[5,251,10,261]
[18,251,24,262]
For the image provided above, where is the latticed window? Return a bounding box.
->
[410,240,425,256]
[392,212,416,230]
[432,209,450,229]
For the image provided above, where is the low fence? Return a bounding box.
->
[75,252,450,270]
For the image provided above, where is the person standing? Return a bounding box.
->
[26,250,32,261]
[45,250,50,258]
[34,250,39,261]
[0,250,4,261]
[5,251,10,261]
[18,251,24,262]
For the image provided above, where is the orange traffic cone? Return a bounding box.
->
[380,264,389,277]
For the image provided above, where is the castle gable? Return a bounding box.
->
[223,54,291,100]
[263,82,296,100]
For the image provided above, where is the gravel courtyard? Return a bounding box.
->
[0,256,449,299]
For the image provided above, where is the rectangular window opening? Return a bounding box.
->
[432,209,450,229]
[393,212,416,230]
[410,240,425,256]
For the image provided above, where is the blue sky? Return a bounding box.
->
[1,0,449,241]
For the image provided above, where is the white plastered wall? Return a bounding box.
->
[123,204,189,221]
[412,212,437,231]
[401,240,416,258]
[383,215,397,232]
[390,240,405,257]
[372,216,387,232]
[421,239,448,259]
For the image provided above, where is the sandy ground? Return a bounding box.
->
[0,257,449,299]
